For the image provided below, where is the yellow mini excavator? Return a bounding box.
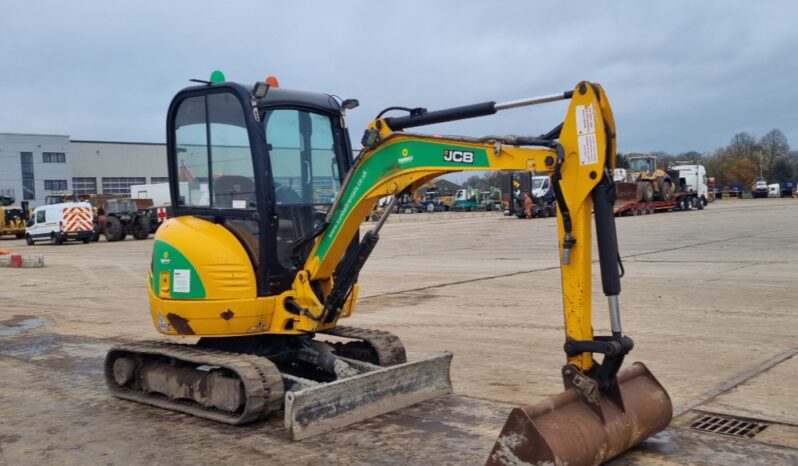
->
[105,73,672,466]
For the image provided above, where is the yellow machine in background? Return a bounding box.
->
[620,153,676,202]
[0,195,28,239]
[105,75,672,466]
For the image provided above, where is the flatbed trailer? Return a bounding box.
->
[614,191,704,216]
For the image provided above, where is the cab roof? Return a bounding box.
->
[178,81,343,115]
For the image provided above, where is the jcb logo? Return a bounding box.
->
[443,150,474,164]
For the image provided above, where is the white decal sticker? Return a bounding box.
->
[578,133,599,166]
[576,104,595,135]
[575,104,598,165]
[173,269,191,293]
[232,199,247,209]
[397,156,413,164]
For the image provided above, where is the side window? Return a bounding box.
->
[175,96,210,207]
[207,93,256,209]
[36,210,45,223]
[173,92,255,209]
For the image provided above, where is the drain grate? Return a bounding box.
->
[689,414,769,438]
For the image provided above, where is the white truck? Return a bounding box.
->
[671,164,709,208]
[25,202,95,245]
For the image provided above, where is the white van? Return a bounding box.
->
[25,202,95,245]
[768,183,781,198]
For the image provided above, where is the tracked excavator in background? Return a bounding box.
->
[105,73,672,466]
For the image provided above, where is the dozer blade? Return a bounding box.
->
[487,362,672,466]
[285,351,453,440]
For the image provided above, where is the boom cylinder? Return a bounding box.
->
[383,91,574,131]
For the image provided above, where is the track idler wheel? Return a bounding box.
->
[486,362,672,466]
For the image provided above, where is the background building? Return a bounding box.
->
[0,134,168,207]
[70,140,167,196]
[0,133,72,206]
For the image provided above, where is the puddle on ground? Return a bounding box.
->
[0,315,47,336]
[638,429,681,455]
[0,321,108,376]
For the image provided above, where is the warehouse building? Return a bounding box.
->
[0,133,72,206]
[70,140,167,195]
[0,133,168,207]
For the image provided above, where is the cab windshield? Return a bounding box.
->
[629,158,655,173]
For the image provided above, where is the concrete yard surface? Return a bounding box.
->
[1,199,797,465]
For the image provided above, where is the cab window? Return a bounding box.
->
[36,210,45,223]
[263,109,341,269]
[264,109,341,205]
[173,92,256,210]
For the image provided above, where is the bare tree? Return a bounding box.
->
[759,129,790,180]
[728,132,757,158]
[771,158,795,185]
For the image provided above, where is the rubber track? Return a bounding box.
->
[321,326,407,366]
[105,341,284,425]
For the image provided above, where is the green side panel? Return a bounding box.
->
[151,239,206,299]
[314,140,488,261]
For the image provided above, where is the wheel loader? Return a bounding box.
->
[615,153,675,203]
[105,74,672,466]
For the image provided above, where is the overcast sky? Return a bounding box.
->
[1,1,796,157]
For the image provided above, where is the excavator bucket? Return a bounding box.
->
[615,181,642,204]
[285,352,453,440]
[487,362,672,466]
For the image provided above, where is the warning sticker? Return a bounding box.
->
[575,104,598,165]
[576,104,595,135]
[578,133,598,166]
[173,269,191,293]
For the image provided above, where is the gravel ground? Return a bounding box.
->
[0,198,796,465]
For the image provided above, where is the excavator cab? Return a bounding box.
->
[166,81,354,294]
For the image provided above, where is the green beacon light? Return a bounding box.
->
[209,70,226,83]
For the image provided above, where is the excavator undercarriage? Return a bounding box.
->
[107,327,451,440]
